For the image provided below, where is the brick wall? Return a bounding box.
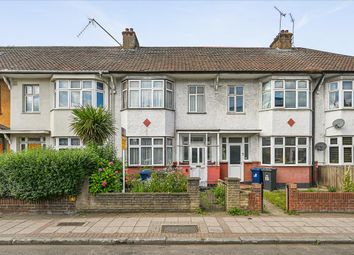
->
[0,197,76,214]
[76,177,200,212]
[286,183,354,213]
[225,178,263,213]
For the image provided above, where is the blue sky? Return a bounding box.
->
[1,0,353,55]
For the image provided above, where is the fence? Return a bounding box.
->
[318,166,354,191]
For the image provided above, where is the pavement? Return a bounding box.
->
[0,214,354,245]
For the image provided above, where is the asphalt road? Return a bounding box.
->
[0,244,354,255]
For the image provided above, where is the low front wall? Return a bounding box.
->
[76,177,200,213]
[0,197,75,214]
[286,183,354,213]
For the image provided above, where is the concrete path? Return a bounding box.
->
[0,215,353,244]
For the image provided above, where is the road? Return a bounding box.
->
[0,244,353,255]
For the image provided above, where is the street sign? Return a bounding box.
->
[121,136,127,150]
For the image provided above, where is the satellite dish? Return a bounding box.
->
[332,119,345,129]
[315,142,327,151]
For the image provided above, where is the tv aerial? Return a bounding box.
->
[289,13,295,45]
[77,18,122,46]
[274,6,286,32]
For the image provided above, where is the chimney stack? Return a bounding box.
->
[122,28,139,49]
[270,30,293,49]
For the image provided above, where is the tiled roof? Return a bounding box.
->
[0,46,354,73]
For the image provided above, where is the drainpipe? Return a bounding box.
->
[311,73,325,186]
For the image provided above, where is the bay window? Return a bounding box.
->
[128,137,173,166]
[327,80,354,109]
[262,137,309,165]
[56,137,82,150]
[262,79,309,109]
[124,80,174,109]
[54,80,104,109]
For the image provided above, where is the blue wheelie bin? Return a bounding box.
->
[140,169,152,181]
[251,168,263,184]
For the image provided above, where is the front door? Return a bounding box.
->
[190,147,207,187]
[228,144,243,181]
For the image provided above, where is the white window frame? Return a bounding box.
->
[262,137,309,165]
[273,80,309,109]
[24,84,40,113]
[328,136,354,165]
[55,137,83,150]
[127,80,166,109]
[188,85,205,113]
[128,137,168,166]
[19,137,46,151]
[227,85,244,113]
[54,80,104,109]
[166,138,174,165]
[328,82,340,110]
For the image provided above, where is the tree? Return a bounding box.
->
[70,105,115,146]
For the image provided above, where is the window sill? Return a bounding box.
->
[227,112,246,115]
[325,108,354,112]
[21,112,41,114]
[121,108,175,111]
[259,108,311,112]
[187,112,207,114]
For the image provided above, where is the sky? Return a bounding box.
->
[1,0,353,55]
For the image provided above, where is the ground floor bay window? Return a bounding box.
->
[262,136,310,165]
[128,137,173,166]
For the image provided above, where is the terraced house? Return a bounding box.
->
[1,28,354,187]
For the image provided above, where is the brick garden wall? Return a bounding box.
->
[76,177,200,213]
[225,178,263,213]
[0,197,76,214]
[286,183,354,213]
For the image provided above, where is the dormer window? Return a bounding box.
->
[122,79,174,110]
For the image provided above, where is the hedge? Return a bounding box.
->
[0,148,99,200]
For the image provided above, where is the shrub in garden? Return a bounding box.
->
[342,166,354,192]
[211,182,226,206]
[129,169,187,193]
[89,160,123,194]
[0,148,98,200]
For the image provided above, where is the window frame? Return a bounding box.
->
[328,136,354,165]
[124,79,174,109]
[54,80,104,109]
[23,84,40,113]
[128,137,173,166]
[19,137,46,151]
[188,85,205,113]
[227,85,244,113]
[55,137,83,150]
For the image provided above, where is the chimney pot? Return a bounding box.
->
[125,28,129,32]
[129,28,134,32]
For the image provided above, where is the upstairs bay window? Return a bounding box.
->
[262,80,309,109]
[123,80,174,109]
[54,80,104,109]
[328,80,354,109]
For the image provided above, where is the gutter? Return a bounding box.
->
[311,73,326,186]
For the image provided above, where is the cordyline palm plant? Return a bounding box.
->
[70,105,115,146]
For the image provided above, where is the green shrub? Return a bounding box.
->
[0,148,99,200]
[89,160,123,194]
[0,157,9,197]
[86,143,117,162]
[228,207,258,216]
[129,170,187,193]
[211,183,225,206]
[328,186,337,192]
[343,166,354,192]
